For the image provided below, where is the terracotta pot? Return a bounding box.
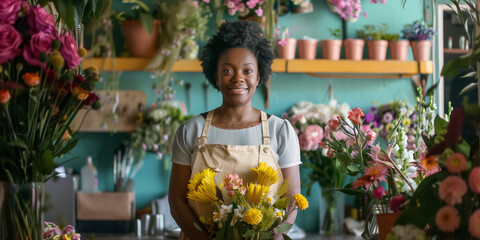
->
[277,38,297,59]
[344,39,364,60]
[376,212,401,240]
[367,40,388,60]
[321,39,342,60]
[389,40,410,60]
[298,39,318,60]
[122,19,160,58]
[410,40,432,61]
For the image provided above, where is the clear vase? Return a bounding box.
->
[319,189,345,235]
[0,182,44,240]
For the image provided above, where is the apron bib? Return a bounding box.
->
[179,110,283,240]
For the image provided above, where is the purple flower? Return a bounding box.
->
[0,0,21,24]
[62,225,75,234]
[364,112,374,124]
[0,23,22,64]
[22,31,56,66]
[59,31,81,68]
[27,5,56,33]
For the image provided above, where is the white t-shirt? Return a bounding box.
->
[171,113,301,169]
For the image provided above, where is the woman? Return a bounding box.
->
[168,20,301,240]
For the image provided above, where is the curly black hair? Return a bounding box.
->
[200,20,275,90]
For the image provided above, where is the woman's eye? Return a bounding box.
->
[245,69,254,74]
[223,69,232,74]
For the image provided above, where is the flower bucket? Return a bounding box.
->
[367,40,388,60]
[0,182,44,240]
[344,39,365,60]
[375,211,401,240]
[410,40,431,61]
[277,38,297,59]
[389,40,410,60]
[298,39,318,60]
[122,19,161,58]
[319,189,345,235]
[321,39,342,60]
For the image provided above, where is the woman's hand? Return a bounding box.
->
[281,165,301,225]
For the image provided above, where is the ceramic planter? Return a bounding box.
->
[344,39,365,60]
[122,20,161,58]
[367,40,388,60]
[321,39,342,60]
[389,40,410,60]
[298,39,318,60]
[410,40,432,61]
[376,211,401,240]
[277,38,297,59]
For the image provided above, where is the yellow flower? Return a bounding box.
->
[402,117,411,127]
[251,162,278,186]
[72,86,89,101]
[50,51,64,69]
[293,193,309,210]
[244,208,263,225]
[246,183,269,205]
[187,168,219,203]
[385,123,394,133]
[62,235,72,240]
[53,236,60,240]
[77,47,87,58]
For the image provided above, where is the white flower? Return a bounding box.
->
[150,109,168,121]
[231,207,244,226]
[390,224,426,240]
[337,103,351,118]
[290,101,314,115]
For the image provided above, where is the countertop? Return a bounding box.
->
[84,233,363,240]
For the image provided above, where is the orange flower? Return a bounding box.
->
[352,164,388,190]
[0,89,11,104]
[418,155,440,177]
[22,72,41,86]
[348,107,365,125]
[72,86,89,100]
[61,131,71,142]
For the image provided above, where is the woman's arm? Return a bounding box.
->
[168,163,209,240]
[281,165,301,225]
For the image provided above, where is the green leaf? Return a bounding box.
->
[339,188,367,196]
[73,0,88,28]
[433,116,448,135]
[259,231,273,239]
[39,150,55,175]
[346,165,360,172]
[242,229,254,238]
[395,206,429,228]
[455,140,471,157]
[139,12,154,35]
[55,138,79,158]
[282,233,293,240]
[275,223,292,234]
[411,171,448,203]
[54,0,75,30]
[8,140,28,149]
[459,82,478,96]
[441,54,472,78]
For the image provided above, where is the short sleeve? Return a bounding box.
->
[171,121,192,166]
[276,119,301,168]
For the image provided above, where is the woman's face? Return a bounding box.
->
[216,47,260,107]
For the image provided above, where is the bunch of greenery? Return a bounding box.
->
[356,23,389,40]
[120,0,162,34]
[328,28,342,39]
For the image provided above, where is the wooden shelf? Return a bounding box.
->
[83,58,432,75]
[444,48,471,54]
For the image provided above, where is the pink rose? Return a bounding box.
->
[304,124,324,145]
[59,32,81,69]
[298,133,316,151]
[0,0,21,24]
[469,167,480,193]
[0,23,22,64]
[348,107,364,126]
[469,209,480,238]
[372,186,385,199]
[22,31,56,67]
[438,176,467,205]
[435,205,460,232]
[27,5,56,33]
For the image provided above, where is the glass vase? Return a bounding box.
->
[0,181,44,240]
[319,188,345,235]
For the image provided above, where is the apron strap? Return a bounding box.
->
[261,111,270,145]
[197,110,221,172]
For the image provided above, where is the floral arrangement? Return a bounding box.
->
[327,0,387,22]
[223,0,264,17]
[401,20,436,41]
[388,105,480,239]
[186,163,309,239]
[363,100,416,140]
[275,27,290,47]
[43,221,81,240]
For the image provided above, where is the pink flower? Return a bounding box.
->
[372,186,385,199]
[0,0,21,24]
[22,31,56,67]
[246,0,259,9]
[446,153,467,173]
[368,143,394,168]
[438,176,467,205]
[435,205,460,232]
[389,195,405,212]
[27,5,56,33]
[469,167,480,193]
[352,163,388,190]
[366,131,376,144]
[348,107,364,125]
[327,115,341,131]
[224,174,244,196]
[277,39,287,47]
[417,155,440,177]
[304,125,324,145]
[254,7,263,16]
[298,133,316,151]
[59,32,81,68]
[469,209,480,238]
[326,148,335,158]
[0,23,22,64]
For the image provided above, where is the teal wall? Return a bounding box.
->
[63,0,428,232]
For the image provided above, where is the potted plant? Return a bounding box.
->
[321,28,342,60]
[276,27,297,59]
[401,20,435,61]
[383,33,409,61]
[356,24,389,60]
[298,37,318,60]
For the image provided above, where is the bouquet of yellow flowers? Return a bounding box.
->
[187,162,309,240]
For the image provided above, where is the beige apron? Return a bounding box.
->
[179,110,283,240]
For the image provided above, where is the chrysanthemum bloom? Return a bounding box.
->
[187,168,219,203]
[446,153,467,173]
[22,72,40,86]
[389,195,405,212]
[372,186,385,199]
[469,167,480,193]
[293,193,309,210]
[0,89,11,104]
[438,176,467,205]
[348,107,364,125]
[244,208,263,225]
[251,162,278,186]
[469,209,480,238]
[352,164,388,190]
[224,174,244,196]
[246,183,269,205]
[72,86,89,101]
[418,155,440,177]
[435,205,460,232]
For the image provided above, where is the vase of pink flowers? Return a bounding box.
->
[276,27,297,59]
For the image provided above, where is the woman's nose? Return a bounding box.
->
[231,71,244,82]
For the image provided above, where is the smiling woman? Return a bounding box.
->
[168,20,303,240]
